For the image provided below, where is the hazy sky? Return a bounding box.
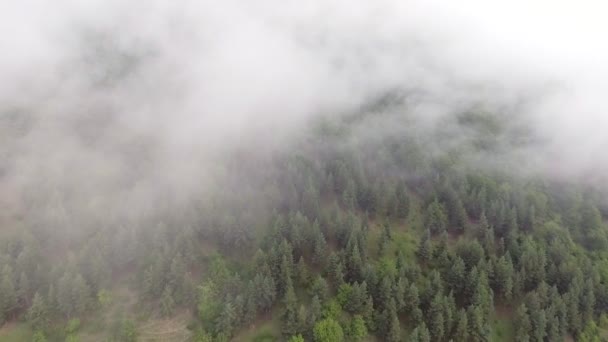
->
[1,0,608,221]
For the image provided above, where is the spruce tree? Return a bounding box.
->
[27,292,48,331]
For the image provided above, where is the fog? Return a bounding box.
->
[1,0,607,226]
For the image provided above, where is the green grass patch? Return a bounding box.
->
[491,315,514,341]
[234,312,281,342]
[0,323,33,342]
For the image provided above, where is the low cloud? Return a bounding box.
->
[1,0,607,226]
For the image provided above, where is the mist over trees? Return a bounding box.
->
[2,103,608,340]
[1,1,608,341]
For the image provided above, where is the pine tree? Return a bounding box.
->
[0,264,16,322]
[327,253,345,286]
[215,301,236,337]
[448,256,466,295]
[453,198,470,233]
[566,291,582,335]
[346,242,363,282]
[514,303,531,342]
[72,273,90,316]
[483,225,495,255]
[409,322,431,342]
[168,253,186,304]
[160,286,175,317]
[27,292,48,330]
[281,282,299,337]
[472,270,494,319]
[581,279,596,323]
[394,181,410,220]
[17,272,30,309]
[46,284,56,317]
[527,293,546,342]
[313,225,327,267]
[296,305,308,336]
[405,283,422,324]
[243,294,256,326]
[545,309,561,342]
[444,292,457,338]
[416,230,432,263]
[477,211,490,240]
[428,294,445,341]
[454,308,469,342]
[467,305,489,342]
[296,256,310,286]
[57,272,74,318]
[349,315,367,341]
[426,199,448,235]
[310,276,329,301]
[279,254,294,297]
[493,253,514,302]
[385,299,400,342]
[309,295,322,328]
[393,277,407,311]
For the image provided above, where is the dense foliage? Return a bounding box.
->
[2,109,608,341]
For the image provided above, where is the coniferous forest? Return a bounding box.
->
[2,104,608,342]
[2,2,608,342]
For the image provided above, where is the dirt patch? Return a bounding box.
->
[137,311,192,342]
[0,322,18,334]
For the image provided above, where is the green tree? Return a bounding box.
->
[385,303,401,342]
[296,304,309,336]
[579,321,602,342]
[72,274,90,316]
[313,318,344,342]
[526,293,546,342]
[416,230,432,263]
[454,308,469,342]
[0,264,16,321]
[448,256,466,295]
[467,305,489,342]
[65,318,80,339]
[27,292,48,331]
[363,296,375,331]
[393,181,410,219]
[493,253,514,301]
[409,322,431,342]
[405,283,422,324]
[288,335,305,342]
[17,271,30,309]
[310,276,330,301]
[428,294,444,341]
[515,303,531,342]
[115,319,137,342]
[312,225,327,267]
[296,256,310,286]
[309,295,322,326]
[425,199,448,235]
[348,315,367,341]
[198,281,221,332]
[160,286,175,317]
[32,331,47,342]
[281,283,299,337]
[215,301,236,338]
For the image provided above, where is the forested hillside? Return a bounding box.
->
[1,104,608,342]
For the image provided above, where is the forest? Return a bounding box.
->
[1,101,608,342]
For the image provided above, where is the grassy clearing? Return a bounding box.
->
[0,322,32,342]
[136,311,192,342]
[233,312,281,342]
[491,311,514,341]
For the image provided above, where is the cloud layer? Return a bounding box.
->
[1,0,607,225]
